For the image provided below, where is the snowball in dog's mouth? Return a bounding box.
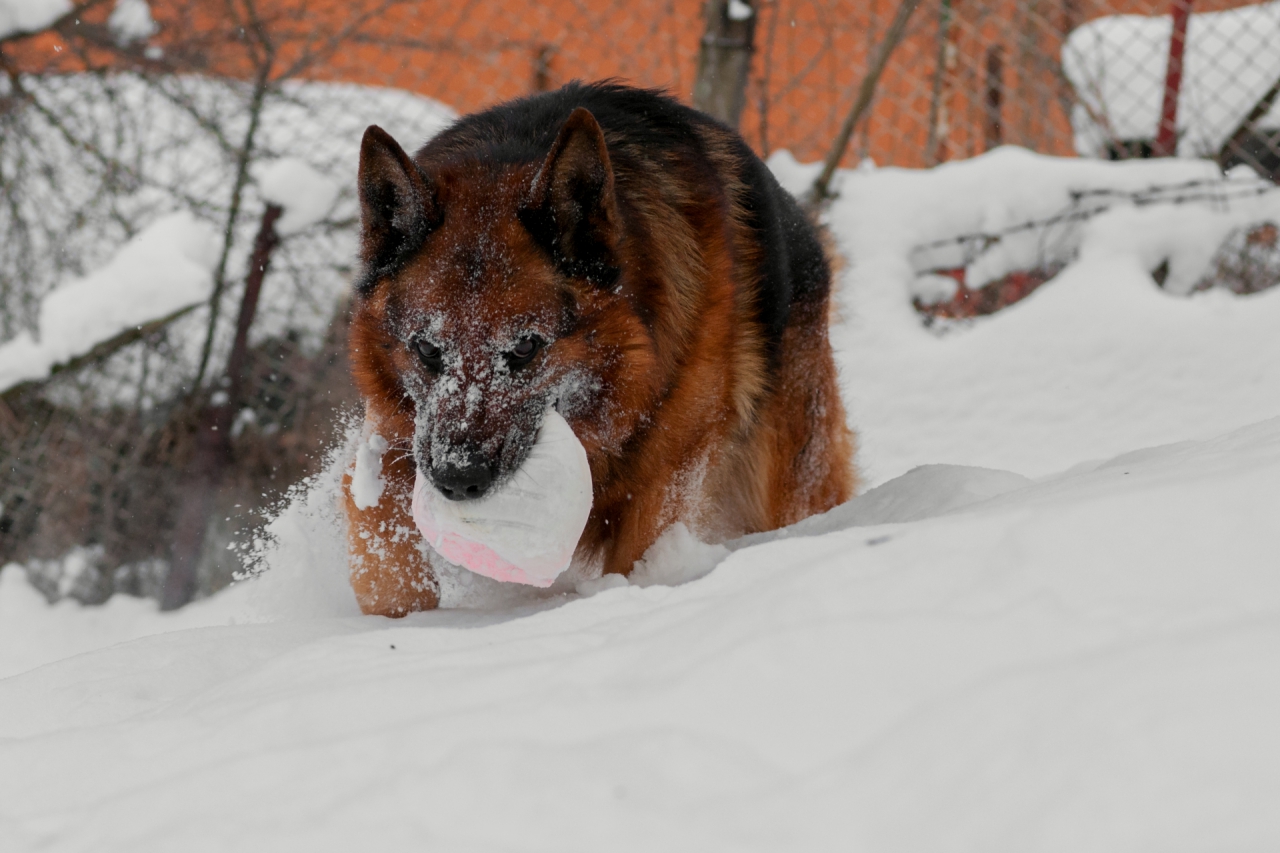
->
[411,409,593,587]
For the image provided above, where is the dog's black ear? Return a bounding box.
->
[520,108,621,286]
[356,125,438,294]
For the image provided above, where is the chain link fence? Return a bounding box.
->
[2,0,1278,604]
[282,0,1280,172]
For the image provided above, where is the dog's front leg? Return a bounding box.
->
[343,431,439,616]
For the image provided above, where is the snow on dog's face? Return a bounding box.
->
[396,262,579,500]
[348,115,659,501]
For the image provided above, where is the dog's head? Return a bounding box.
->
[350,109,646,501]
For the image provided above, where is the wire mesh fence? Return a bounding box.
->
[1,309,358,600]
[2,0,1279,604]
[281,0,1280,172]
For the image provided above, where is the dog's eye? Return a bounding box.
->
[506,336,541,368]
[414,339,443,370]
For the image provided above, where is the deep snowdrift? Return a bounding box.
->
[2,148,1280,850]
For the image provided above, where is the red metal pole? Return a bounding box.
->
[1154,0,1192,157]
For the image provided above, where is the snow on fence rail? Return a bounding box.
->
[0,213,217,394]
[908,171,1280,292]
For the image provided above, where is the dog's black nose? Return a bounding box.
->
[431,459,493,501]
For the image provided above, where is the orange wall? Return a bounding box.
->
[12,0,1263,167]
[302,0,1257,167]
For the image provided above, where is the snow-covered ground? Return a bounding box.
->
[3,147,1280,850]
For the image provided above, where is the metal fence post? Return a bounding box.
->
[1153,0,1192,157]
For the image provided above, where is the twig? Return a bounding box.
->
[192,20,276,390]
[1217,72,1280,172]
[806,0,922,209]
[276,0,416,82]
[2,303,200,404]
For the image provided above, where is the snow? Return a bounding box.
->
[0,564,251,680]
[107,0,156,45]
[411,410,594,587]
[349,431,389,510]
[3,146,1280,848]
[257,157,342,235]
[1063,1,1280,157]
[630,522,729,587]
[727,0,754,22]
[0,211,218,392]
[0,0,68,38]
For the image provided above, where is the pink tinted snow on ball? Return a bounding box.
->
[411,410,593,587]
[412,475,558,586]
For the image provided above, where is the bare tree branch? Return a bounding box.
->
[192,33,276,388]
[1,302,200,404]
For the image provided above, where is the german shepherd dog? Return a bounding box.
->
[345,81,854,615]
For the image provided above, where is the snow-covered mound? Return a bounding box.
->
[3,148,1280,850]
